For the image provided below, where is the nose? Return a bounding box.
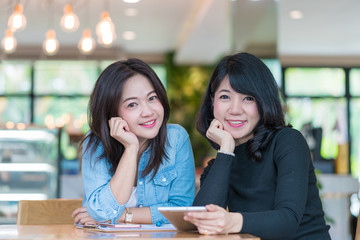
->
[141,102,153,117]
[228,98,243,115]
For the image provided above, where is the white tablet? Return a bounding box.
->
[158,206,207,231]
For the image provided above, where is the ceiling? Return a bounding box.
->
[0,0,359,66]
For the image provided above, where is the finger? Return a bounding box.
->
[74,214,82,224]
[187,210,219,219]
[210,119,222,129]
[186,215,222,227]
[74,212,87,223]
[205,204,221,212]
[79,214,95,225]
[110,119,126,136]
[83,217,96,225]
[71,207,87,217]
[74,211,90,224]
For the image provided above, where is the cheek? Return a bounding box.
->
[117,107,126,118]
[213,101,223,118]
[118,108,134,123]
[249,106,260,122]
[155,102,165,118]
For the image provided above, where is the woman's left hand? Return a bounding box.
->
[184,204,243,235]
[72,207,97,225]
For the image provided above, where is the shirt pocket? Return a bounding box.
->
[153,166,177,202]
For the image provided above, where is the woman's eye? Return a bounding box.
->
[127,102,137,108]
[149,95,157,101]
[219,95,229,100]
[244,96,255,101]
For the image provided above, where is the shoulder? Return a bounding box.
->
[83,131,104,155]
[166,124,189,139]
[165,124,191,157]
[270,127,311,160]
[274,127,307,145]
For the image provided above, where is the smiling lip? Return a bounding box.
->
[140,119,156,128]
[227,120,246,128]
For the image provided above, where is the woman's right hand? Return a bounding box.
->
[109,117,139,149]
[206,119,235,153]
[72,207,97,225]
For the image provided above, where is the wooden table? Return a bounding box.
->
[0,224,260,239]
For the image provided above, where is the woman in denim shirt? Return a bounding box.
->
[72,58,195,225]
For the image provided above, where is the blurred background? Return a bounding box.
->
[0,0,359,239]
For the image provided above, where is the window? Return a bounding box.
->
[0,97,31,124]
[285,68,345,96]
[263,59,282,87]
[34,61,98,95]
[350,69,360,96]
[0,61,31,94]
[284,67,349,175]
[350,68,360,176]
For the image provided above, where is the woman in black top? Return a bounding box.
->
[184,52,331,240]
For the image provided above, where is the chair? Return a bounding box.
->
[17,198,83,225]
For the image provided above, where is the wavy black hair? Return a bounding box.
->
[196,52,290,162]
[81,58,170,178]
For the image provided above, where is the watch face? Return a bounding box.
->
[125,212,133,223]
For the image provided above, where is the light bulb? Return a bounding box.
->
[60,4,79,32]
[96,11,116,46]
[98,32,116,47]
[43,29,59,56]
[1,29,17,54]
[8,4,27,32]
[78,28,96,54]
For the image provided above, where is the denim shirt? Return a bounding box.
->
[81,124,195,224]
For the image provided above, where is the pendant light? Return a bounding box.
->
[60,4,80,32]
[78,29,96,55]
[43,29,59,56]
[1,29,17,54]
[8,4,27,32]
[96,11,116,47]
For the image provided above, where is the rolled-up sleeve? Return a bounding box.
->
[82,141,126,223]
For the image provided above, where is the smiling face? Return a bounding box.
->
[213,76,260,146]
[118,74,164,146]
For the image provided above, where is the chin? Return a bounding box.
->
[141,131,160,140]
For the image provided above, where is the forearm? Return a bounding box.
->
[117,207,152,224]
[193,152,233,208]
[110,145,138,204]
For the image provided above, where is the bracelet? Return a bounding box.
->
[218,150,235,157]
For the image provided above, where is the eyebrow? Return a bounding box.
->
[122,90,156,103]
[216,89,231,94]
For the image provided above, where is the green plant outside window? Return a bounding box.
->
[285,68,345,96]
[350,69,360,96]
[0,61,31,94]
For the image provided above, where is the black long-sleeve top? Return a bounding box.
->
[193,127,331,240]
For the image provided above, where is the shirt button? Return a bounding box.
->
[139,181,143,185]
[113,210,117,214]
[162,177,166,182]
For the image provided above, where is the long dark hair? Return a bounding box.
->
[197,52,289,162]
[81,58,170,178]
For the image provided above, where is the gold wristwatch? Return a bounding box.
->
[124,207,133,223]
